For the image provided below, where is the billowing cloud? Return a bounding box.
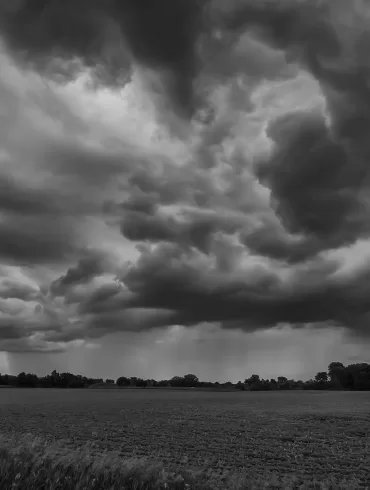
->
[0,338,66,353]
[225,0,370,261]
[0,0,210,117]
[0,0,370,358]
[120,206,242,253]
[0,277,39,302]
[50,250,115,298]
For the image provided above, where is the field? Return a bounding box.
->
[0,389,370,489]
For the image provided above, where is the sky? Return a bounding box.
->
[0,0,369,383]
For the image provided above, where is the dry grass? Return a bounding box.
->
[0,389,370,489]
[0,433,365,489]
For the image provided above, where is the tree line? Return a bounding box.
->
[0,362,369,390]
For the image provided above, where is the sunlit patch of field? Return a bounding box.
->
[0,389,370,489]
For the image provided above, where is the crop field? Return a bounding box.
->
[1,389,370,488]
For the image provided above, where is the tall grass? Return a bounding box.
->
[0,433,365,489]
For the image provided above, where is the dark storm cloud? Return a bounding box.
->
[44,307,175,342]
[59,241,370,340]
[0,338,66,353]
[218,0,370,260]
[222,0,370,115]
[45,234,370,342]
[43,138,137,187]
[77,283,124,316]
[0,280,39,301]
[121,212,180,244]
[117,192,159,216]
[0,170,90,268]
[0,174,63,216]
[0,310,63,343]
[113,176,245,253]
[75,0,370,341]
[0,0,209,116]
[108,245,370,337]
[0,139,131,266]
[218,0,340,62]
[127,166,214,207]
[255,110,369,250]
[50,250,110,297]
[120,207,241,252]
[2,0,370,349]
[0,321,31,341]
[120,161,260,216]
[240,223,322,265]
[0,215,83,266]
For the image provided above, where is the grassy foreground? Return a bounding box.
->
[0,433,365,490]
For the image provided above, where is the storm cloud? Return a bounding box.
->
[1,0,370,354]
[0,0,209,116]
[227,0,370,259]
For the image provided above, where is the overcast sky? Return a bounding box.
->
[0,0,369,382]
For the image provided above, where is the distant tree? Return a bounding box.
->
[245,374,262,391]
[327,362,347,388]
[235,381,245,390]
[303,379,316,390]
[245,374,260,385]
[16,372,38,388]
[116,376,130,386]
[1,374,15,386]
[275,376,291,390]
[315,372,328,383]
[261,379,273,390]
[183,374,199,387]
[347,363,370,390]
[328,362,344,376]
[294,380,304,390]
[60,372,76,388]
[157,379,170,387]
[170,376,183,387]
[2,359,370,392]
[269,379,278,390]
[105,379,115,384]
[68,378,85,388]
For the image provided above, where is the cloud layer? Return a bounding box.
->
[1,0,370,353]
